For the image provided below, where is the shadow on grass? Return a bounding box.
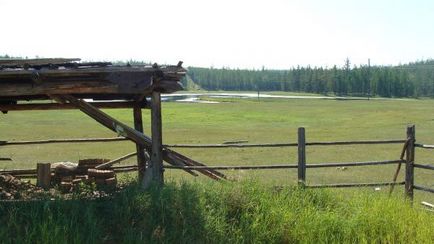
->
[0,180,433,243]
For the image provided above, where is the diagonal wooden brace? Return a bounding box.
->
[60,95,225,180]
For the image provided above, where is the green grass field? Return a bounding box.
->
[0,94,433,242]
[0,94,433,202]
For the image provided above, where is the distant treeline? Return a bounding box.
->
[187,59,434,98]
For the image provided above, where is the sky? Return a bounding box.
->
[1,0,434,69]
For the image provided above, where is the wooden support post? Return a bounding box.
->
[298,127,306,187]
[150,92,164,186]
[133,103,147,182]
[405,125,415,202]
[36,163,51,190]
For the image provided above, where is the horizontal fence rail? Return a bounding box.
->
[0,165,139,177]
[0,138,406,148]
[0,159,404,175]
[163,160,403,170]
[415,144,434,149]
[0,137,128,146]
[414,164,434,171]
[413,141,434,197]
[306,159,403,168]
[165,139,406,148]
[414,185,434,194]
[307,181,405,188]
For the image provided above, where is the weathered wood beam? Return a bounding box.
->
[150,92,164,185]
[307,181,405,188]
[0,58,81,66]
[95,152,138,169]
[414,185,434,193]
[405,125,415,201]
[0,137,128,146]
[0,101,149,111]
[164,139,406,148]
[298,127,306,186]
[36,163,51,190]
[134,103,147,181]
[414,163,434,170]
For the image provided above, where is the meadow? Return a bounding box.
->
[0,93,433,242]
[1,94,433,199]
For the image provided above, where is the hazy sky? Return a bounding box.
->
[1,0,433,69]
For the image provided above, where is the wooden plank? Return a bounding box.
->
[390,140,408,195]
[222,140,249,144]
[421,201,434,209]
[163,160,403,170]
[306,160,403,168]
[0,82,120,97]
[0,137,128,146]
[0,168,38,174]
[0,58,81,66]
[165,143,298,148]
[298,127,306,186]
[134,103,147,181]
[164,164,298,170]
[36,163,51,190]
[95,152,137,169]
[164,139,406,148]
[164,148,226,180]
[415,144,434,149]
[414,163,434,170]
[414,185,434,194]
[0,101,149,111]
[405,125,415,201]
[307,181,405,188]
[150,92,164,186]
[0,139,408,148]
[306,140,406,146]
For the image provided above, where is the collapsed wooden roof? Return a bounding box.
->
[0,58,185,102]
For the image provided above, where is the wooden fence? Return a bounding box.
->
[1,125,433,202]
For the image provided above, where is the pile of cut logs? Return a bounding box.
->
[51,159,117,192]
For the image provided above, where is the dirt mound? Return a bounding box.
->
[0,174,44,200]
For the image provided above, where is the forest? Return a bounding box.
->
[186,59,434,98]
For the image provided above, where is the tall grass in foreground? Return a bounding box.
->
[0,180,432,243]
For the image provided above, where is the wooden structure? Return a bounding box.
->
[0,58,225,187]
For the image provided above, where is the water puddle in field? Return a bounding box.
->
[161,92,399,104]
[162,95,219,104]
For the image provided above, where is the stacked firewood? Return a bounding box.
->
[52,159,117,192]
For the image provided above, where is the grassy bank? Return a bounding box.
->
[0,180,432,243]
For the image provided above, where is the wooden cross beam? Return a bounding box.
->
[0,101,150,112]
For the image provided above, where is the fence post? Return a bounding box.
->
[36,163,51,190]
[150,91,164,186]
[133,103,147,182]
[405,125,415,202]
[298,127,306,187]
